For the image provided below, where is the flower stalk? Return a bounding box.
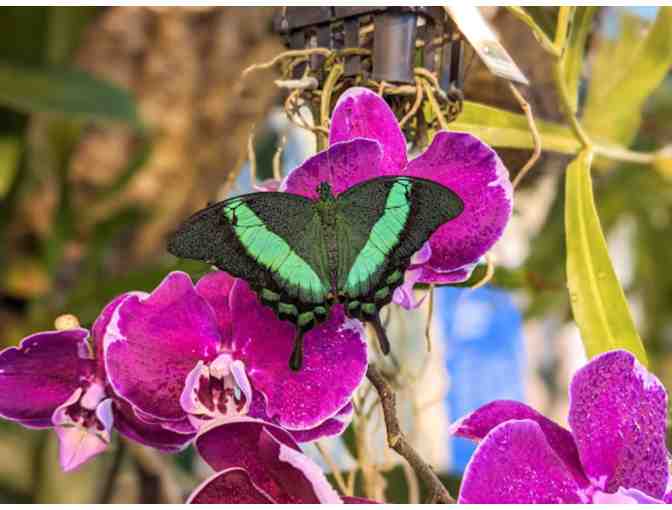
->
[366,364,455,504]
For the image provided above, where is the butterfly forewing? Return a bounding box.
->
[167,192,330,306]
[336,176,464,302]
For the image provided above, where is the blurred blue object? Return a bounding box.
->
[436,285,526,474]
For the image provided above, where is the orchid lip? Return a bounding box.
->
[180,353,252,429]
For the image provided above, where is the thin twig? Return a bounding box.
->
[320,63,344,129]
[273,135,287,181]
[471,252,496,290]
[346,468,357,496]
[414,68,444,98]
[366,365,455,504]
[316,442,349,496]
[247,127,257,187]
[424,285,434,353]
[422,79,449,131]
[509,83,542,189]
[274,76,319,90]
[98,439,126,503]
[241,48,331,79]
[399,78,424,128]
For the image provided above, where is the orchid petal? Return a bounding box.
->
[195,418,341,503]
[392,266,427,310]
[290,402,354,443]
[406,131,512,283]
[52,390,112,472]
[329,87,407,173]
[195,271,236,345]
[592,487,665,504]
[568,350,669,499]
[103,272,221,421]
[450,400,587,486]
[231,280,367,430]
[459,419,583,503]
[113,400,194,452]
[187,468,274,503]
[281,138,383,199]
[0,329,92,428]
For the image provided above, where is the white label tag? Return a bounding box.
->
[446,5,529,85]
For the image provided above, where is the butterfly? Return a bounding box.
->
[168,176,463,371]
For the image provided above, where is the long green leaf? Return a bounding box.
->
[565,149,648,365]
[507,6,560,56]
[583,7,672,146]
[0,60,142,128]
[554,6,576,52]
[451,101,580,154]
[562,7,597,113]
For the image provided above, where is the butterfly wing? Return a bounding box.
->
[167,192,331,310]
[336,175,463,306]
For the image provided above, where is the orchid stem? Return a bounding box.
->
[366,364,456,503]
[98,439,126,504]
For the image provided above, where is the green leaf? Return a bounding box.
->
[0,60,142,128]
[0,136,20,198]
[451,101,580,154]
[554,6,576,52]
[507,7,561,56]
[565,149,648,365]
[583,7,672,147]
[561,7,597,113]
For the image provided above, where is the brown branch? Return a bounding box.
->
[366,364,455,504]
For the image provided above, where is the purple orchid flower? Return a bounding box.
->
[188,418,377,504]
[280,87,512,308]
[0,329,112,471]
[0,301,193,471]
[102,270,367,442]
[450,350,672,504]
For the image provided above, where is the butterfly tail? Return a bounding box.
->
[370,313,391,355]
[289,330,305,371]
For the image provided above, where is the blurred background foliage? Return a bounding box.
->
[0,5,670,503]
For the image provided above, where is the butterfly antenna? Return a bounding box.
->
[289,331,305,371]
[370,312,391,355]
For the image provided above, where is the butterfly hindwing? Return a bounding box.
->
[167,192,330,308]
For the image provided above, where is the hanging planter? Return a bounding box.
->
[270,7,466,149]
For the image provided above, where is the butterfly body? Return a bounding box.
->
[168,176,463,370]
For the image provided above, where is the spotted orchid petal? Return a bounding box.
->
[459,419,584,503]
[329,86,408,173]
[103,272,221,422]
[187,468,274,503]
[450,399,587,487]
[231,280,367,430]
[406,131,512,283]
[568,350,670,499]
[281,138,383,199]
[0,329,93,428]
[113,400,194,452]
[290,402,354,443]
[195,417,342,504]
[195,271,236,346]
